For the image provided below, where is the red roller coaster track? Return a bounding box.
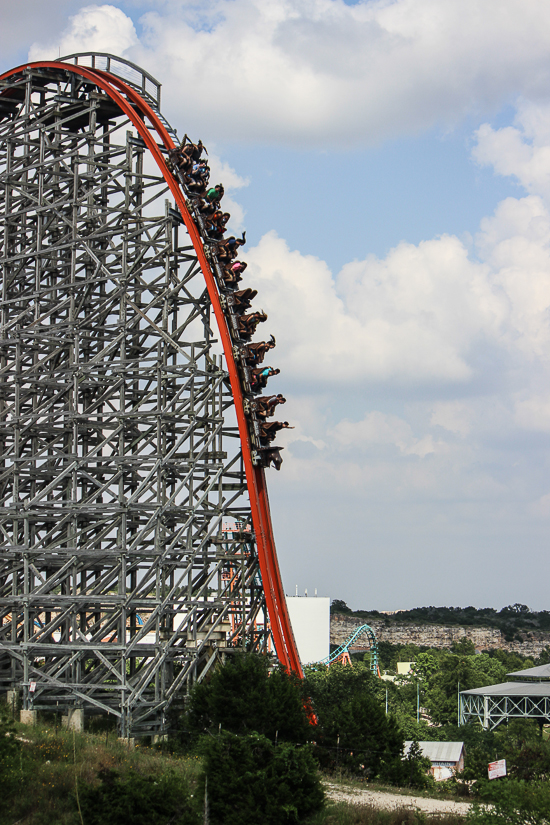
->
[0,59,303,678]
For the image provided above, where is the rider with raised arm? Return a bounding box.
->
[242,335,276,366]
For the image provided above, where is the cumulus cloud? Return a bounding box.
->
[26,0,550,145]
[29,4,138,61]
[430,402,473,437]
[242,95,550,596]
[20,2,550,605]
[331,411,439,457]
[474,102,550,200]
[245,227,503,386]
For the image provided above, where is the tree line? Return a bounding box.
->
[332,599,550,641]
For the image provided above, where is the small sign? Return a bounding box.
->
[488,759,506,779]
[29,682,37,693]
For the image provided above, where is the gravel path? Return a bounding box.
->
[324,782,472,815]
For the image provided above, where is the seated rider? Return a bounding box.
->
[250,366,280,391]
[241,335,276,366]
[208,212,230,240]
[205,183,224,203]
[259,420,293,443]
[168,138,205,172]
[217,232,246,262]
[198,185,225,218]
[185,161,209,193]
[222,260,247,285]
[255,393,286,418]
[238,310,267,338]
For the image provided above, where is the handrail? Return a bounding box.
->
[57,52,162,109]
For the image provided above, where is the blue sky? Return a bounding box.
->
[5,0,550,612]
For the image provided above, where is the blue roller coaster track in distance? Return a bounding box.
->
[320,624,379,675]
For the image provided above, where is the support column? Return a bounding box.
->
[6,690,19,716]
[62,708,84,732]
[20,709,37,726]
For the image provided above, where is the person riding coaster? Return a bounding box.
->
[259,420,294,444]
[222,260,247,286]
[185,160,210,192]
[238,310,267,339]
[241,336,276,366]
[198,190,224,219]
[207,211,231,240]
[217,232,246,263]
[254,393,286,418]
[168,137,206,173]
[250,366,280,391]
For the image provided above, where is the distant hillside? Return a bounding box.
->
[331,600,550,647]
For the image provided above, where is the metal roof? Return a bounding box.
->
[507,663,550,680]
[461,681,550,697]
[404,741,464,763]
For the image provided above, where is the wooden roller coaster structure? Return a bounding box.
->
[0,53,301,738]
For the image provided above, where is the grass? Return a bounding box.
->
[306,801,466,825]
[323,772,470,802]
[2,718,201,825]
[2,714,469,825]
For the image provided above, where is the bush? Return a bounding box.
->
[77,767,199,825]
[200,730,324,825]
[186,653,310,744]
[467,778,550,825]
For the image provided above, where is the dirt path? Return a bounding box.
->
[324,782,472,815]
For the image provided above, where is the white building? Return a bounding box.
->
[286,595,330,665]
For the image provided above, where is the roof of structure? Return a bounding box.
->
[461,681,550,697]
[404,741,464,763]
[507,663,550,680]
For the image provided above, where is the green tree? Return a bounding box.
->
[200,731,324,825]
[305,663,414,782]
[451,639,477,655]
[186,653,310,744]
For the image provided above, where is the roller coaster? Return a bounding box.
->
[0,53,301,738]
[322,624,379,675]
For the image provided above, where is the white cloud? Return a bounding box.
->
[474,102,550,200]
[430,402,473,437]
[27,0,550,145]
[514,394,550,432]
[331,411,438,457]
[29,4,137,61]
[245,228,503,385]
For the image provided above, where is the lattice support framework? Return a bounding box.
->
[460,690,550,730]
[0,61,272,737]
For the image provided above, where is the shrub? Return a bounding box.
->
[77,767,199,825]
[199,730,324,825]
[186,652,310,744]
[467,778,550,825]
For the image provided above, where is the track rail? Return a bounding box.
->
[0,60,302,677]
[322,624,379,675]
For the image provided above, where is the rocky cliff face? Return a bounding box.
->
[331,613,550,657]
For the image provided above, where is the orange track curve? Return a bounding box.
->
[0,60,303,677]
